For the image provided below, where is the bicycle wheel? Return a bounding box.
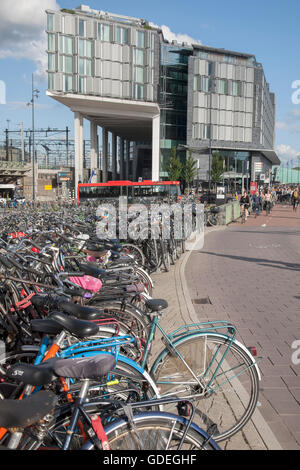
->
[122,243,145,268]
[208,214,218,226]
[151,334,259,442]
[84,412,220,450]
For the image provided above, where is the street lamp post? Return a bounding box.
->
[27,74,39,201]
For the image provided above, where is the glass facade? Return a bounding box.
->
[213,150,250,175]
[159,44,193,177]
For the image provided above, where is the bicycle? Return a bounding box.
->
[3,356,220,450]
[121,299,261,442]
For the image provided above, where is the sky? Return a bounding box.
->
[0,0,300,166]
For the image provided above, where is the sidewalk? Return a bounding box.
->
[151,225,283,450]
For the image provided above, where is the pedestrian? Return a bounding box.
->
[291,187,299,212]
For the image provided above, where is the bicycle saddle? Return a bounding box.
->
[57,301,100,320]
[0,390,57,429]
[49,312,99,338]
[145,299,168,312]
[52,355,116,380]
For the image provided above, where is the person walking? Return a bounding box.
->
[264,189,273,215]
[291,187,299,212]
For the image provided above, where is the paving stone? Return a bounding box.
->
[184,205,300,449]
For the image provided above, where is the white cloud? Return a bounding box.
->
[276,107,300,133]
[276,144,300,165]
[0,0,60,81]
[150,23,202,46]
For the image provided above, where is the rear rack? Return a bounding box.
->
[168,321,237,340]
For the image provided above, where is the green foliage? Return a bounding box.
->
[211,151,225,184]
[60,8,75,14]
[183,150,198,191]
[167,147,183,181]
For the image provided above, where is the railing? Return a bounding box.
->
[217,201,241,225]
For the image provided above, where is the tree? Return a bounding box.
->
[211,151,225,191]
[167,146,183,181]
[183,150,198,194]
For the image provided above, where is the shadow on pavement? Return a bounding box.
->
[199,251,300,272]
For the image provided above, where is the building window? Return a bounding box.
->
[97,23,101,40]
[79,19,85,37]
[48,34,55,52]
[86,59,92,76]
[79,77,86,93]
[79,58,85,75]
[136,84,144,100]
[86,40,92,57]
[102,24,110,42]
[200,124,211,139]
[48,73,54,90]
[47,14,54,32]
[137,31,145,48]
[79,38,85,56]
[134,66,145,83]
[196,51,208,59]
[58,35,63,52]
[64,75,73,92]
[64,37,73,55]
[134,49,144,66]
[218,79,227,94]
[116,26,128,44]
[48,53,55,71]
[224,55,236,64]
[65,56,73,73]
[228,80,242,97]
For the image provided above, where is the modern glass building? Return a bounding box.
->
[45,5,280,190]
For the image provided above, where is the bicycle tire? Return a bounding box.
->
[150,333,259,442]
[84,412,220,450]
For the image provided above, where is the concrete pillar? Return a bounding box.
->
[102,127,108,182]
[74,111,83,198]
[112,133,117,180]
[90,121,98,183]
[152,114,160,181]
[126,140,130,180]
[120,137,125,180]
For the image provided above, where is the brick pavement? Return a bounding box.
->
[150,224,283,450]
[184,204,300,449]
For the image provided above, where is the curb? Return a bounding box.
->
[177,226,283,450]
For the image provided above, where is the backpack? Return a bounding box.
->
[293,190,299,199]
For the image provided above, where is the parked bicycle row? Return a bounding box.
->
[0,207,261,450]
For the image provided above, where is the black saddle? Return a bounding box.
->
[57,301,100,320]
[31,294,101,320]
[145,299,168,312]
[49,312,99,338]
[0,390,57,429]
